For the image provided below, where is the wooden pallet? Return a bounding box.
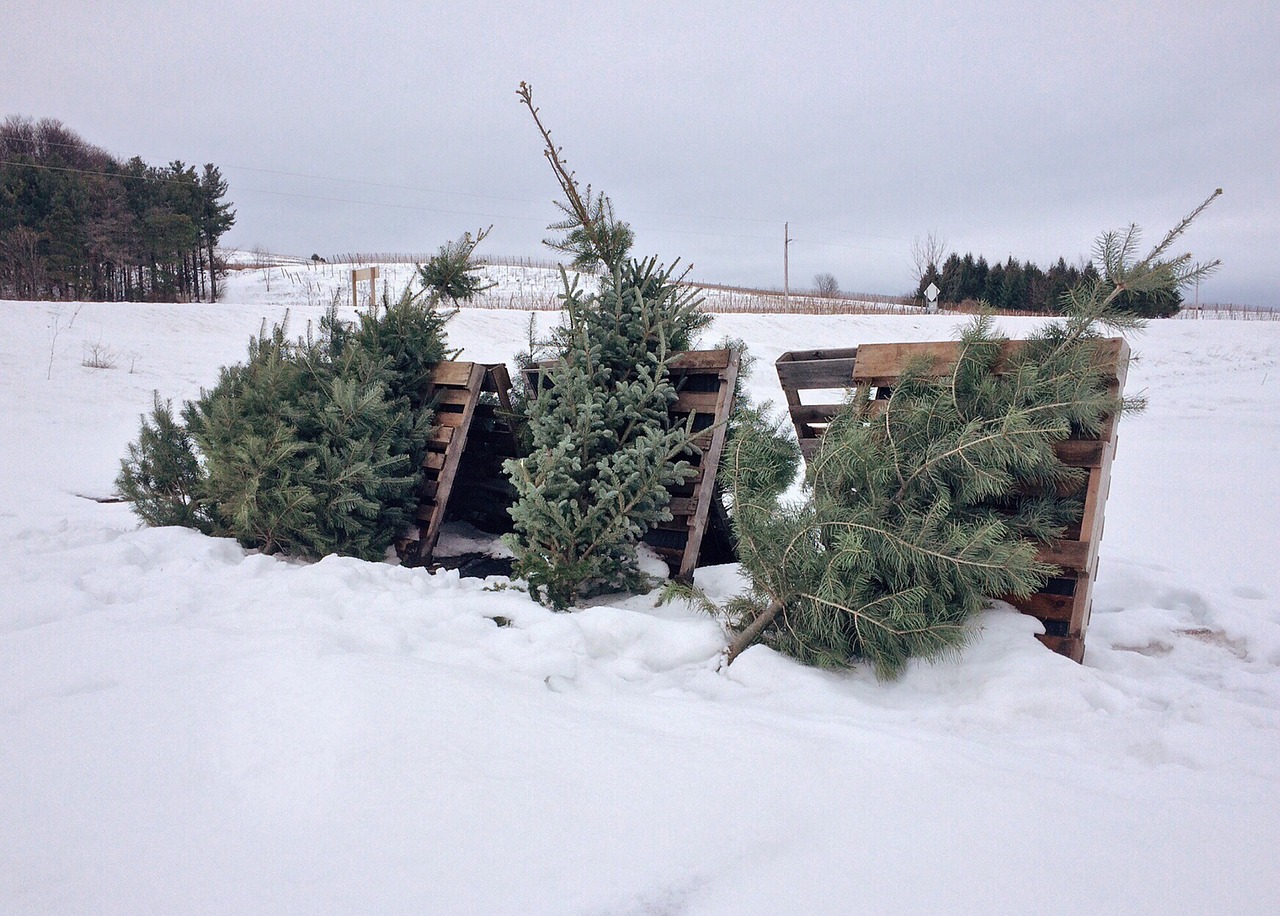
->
[775,339,1131,662]
[647,349,740,579]
[404,361,520,565]
[523,349,740,580]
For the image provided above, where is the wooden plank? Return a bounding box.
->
[433,388,474,406]
[484,364,516,415]
[678,350,740,580]
[431,361,478,387]
[788,404,842,424]
[852,340,1022,383]
[426,425,456,448]
[1007,592,1074,622]
[1034,538,1090,570]
[672,390,723,414]
[669,350,733,371]
[668,497,696,516]
[434,410,467,428]
[776,346,860,363]
[423,451,447,471]
[1053,439,1106,467]
[776,358,859,391]
[1035,633,1085,662]
[852,338,1126,385]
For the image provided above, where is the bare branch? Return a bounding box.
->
[910,231,948,287]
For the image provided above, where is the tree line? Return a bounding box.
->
[0,116,235,302]
[915,251,1182,317]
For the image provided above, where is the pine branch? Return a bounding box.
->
[1146,188,1222,265]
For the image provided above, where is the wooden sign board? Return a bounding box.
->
[350,266,380,310]
[775,338,1131,662]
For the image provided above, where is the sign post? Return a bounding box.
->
[351,266,380,310]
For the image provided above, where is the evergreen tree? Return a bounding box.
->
[118,263,458,561]
[416,227,497,304]
[938,252,962,301]
[117,394,210,531]
[999,257,1029,310]
[915,261,943,302]
[198,164,235,301]
[971,256,990,302]
[723,192,1221,677]
[504,83,710,607]
[0,118,234,301]
[505,261,706,607]
[955,254,978,302]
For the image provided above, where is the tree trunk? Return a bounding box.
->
[207,238,218,301]
[724,599,783,665]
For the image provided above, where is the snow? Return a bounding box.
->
[2,265,1279,914]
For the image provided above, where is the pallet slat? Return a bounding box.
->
[432,389,474,407]
[669,350,734,371]
[672,390,723,414]
[775,358,860,391]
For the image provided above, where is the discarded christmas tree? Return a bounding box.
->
[117,245,467,560]
[181,317,429,560]
[503,83,710,607]
[723,191,1221,677]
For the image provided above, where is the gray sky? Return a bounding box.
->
[4,0,1276,305]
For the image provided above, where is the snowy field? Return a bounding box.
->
[217,255,918,315]
[2,265,1279,914]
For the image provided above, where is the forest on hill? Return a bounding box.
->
[0,117,235,302]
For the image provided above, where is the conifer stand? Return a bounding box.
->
[776,339,1131,662]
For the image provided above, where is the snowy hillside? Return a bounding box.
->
[218,254,922,315]
[2,267,1278,914]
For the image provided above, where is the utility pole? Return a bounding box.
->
[783,222,793,310]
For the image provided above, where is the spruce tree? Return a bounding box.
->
[724,192,1221,677]
[543,187,635,272]
[505,262,705,607]
[504,83,710,607]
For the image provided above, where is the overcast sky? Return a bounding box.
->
[4,1,1276,305]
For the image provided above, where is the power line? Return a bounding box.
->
[0,156,903,254]
[5,134,905,241]
[0,157,213,189]
[223,163,543,208]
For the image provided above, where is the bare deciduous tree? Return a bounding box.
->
[910,231,949,287]
[813,272,840,297]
